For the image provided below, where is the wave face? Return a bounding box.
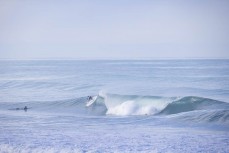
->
[157,96,229,124]
[159,96,229,115]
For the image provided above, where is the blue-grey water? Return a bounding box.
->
[0,60,229,152]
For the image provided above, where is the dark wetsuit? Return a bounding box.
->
[88,96,92,101]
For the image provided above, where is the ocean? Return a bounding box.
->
[0,59,229,153]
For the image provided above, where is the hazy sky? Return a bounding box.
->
[0,0,229,59]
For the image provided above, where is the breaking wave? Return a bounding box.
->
[2,93,229,123]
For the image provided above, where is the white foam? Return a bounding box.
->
[106,100,158,116]
[101,93,172,116]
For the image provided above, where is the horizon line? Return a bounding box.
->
[0,57,228,61]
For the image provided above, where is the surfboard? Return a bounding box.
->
[86,96,97,107]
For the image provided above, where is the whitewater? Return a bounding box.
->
[0,60,229,153]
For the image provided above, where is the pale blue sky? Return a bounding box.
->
[0,0,229,59]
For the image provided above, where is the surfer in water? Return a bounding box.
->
[88,96,93,101]
[24,106,28,112]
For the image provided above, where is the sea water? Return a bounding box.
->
[0,60,229,153]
